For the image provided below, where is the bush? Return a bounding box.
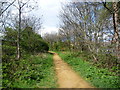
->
[2,27,49,57]
[2,44,16,62]
[21,27,49,53]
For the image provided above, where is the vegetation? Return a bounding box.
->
[0,0,54,88]
[58,52,119,88]
[44,2,120,72]
[2,27,49,60]
[2,25,53,88]
[3,53,57,88]
[0,0,120,88]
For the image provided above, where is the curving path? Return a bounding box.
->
[48,51,94,88]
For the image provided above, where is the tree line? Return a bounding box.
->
[44,1,120,72]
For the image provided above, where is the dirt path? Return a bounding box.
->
[49,51,94,88]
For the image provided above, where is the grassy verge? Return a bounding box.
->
[3,53,58,88]
[58,52,119,88]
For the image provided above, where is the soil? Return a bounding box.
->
[50,51,94,88]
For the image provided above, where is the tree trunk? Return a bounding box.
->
[112,2,120,59]
[17,7,21,60]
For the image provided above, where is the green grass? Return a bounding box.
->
[58,52,119,88]
[3,53,58,88]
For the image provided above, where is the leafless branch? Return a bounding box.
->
[0,0,16,16]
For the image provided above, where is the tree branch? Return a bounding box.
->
[0,0,16,16]
[102,2,113,14]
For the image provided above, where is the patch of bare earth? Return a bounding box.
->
[52,53,94,88]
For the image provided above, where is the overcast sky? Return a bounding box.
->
[1,0,110,36]
[37,0,110,36]
[0,0,69,37]
[36,0,69,36]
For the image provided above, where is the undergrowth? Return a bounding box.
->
[58,52,120,88]
[2,53,57,88]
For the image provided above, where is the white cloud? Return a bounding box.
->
[37,0,68,35]
[3,0,68,35]
[40,27,59,36]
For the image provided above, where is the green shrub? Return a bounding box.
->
[2,45,16,62]
[21,26,49,53]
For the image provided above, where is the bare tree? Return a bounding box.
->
[21,15,42,33]
[43,33,60,50]
[102,1,120,58]
[2,0,39,60]
[15,0,30,60]
[59,2,118,63]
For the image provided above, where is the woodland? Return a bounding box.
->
[0,0,120,88]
